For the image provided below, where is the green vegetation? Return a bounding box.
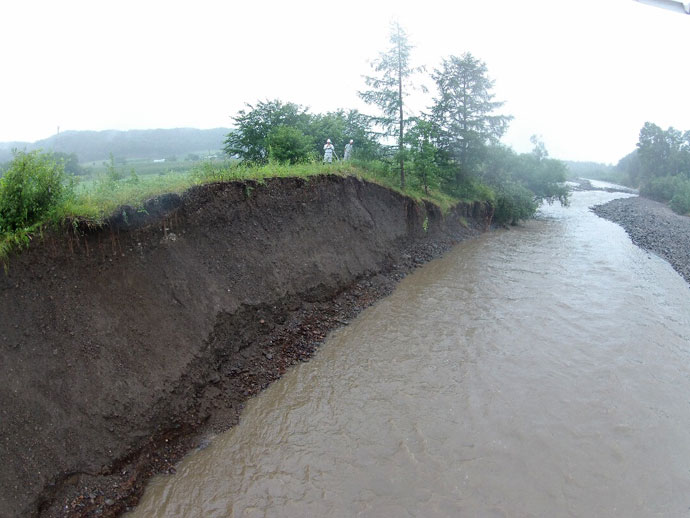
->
[0,151,75,264]
[0,151,74,232]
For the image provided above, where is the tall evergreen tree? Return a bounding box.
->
[431,53,512,186]
[359,22,424,189]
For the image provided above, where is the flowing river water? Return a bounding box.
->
[127,189,690,517]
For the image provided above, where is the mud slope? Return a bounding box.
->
[0,175,491,517]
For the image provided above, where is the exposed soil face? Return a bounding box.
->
[591,196,690,285]
[0,175,491,518]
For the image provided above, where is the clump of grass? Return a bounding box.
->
[0,151,76,267]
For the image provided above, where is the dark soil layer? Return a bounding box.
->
[591,196,690,284]
[0,175,491,518]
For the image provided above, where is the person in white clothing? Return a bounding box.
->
[323,139,335,163]
[343,139,353,160]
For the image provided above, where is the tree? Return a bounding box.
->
[431,53,512,186]
[224,100,311,163]
[405,117,441,194]
[615,151,642,187]
[49,152,84,176]
[516,136,569,206]
[359,22,425,189]
[635,122,690,205]
[481,140,569,225]
[636,122,690,182]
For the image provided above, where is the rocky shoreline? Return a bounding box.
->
[591,196,690,285]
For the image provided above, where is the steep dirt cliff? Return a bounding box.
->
[0,175,491,517]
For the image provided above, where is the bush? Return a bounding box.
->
[493,183,538,225]
[641,176,682,202]
[447,178,495,203]
[670,179,690,215]
[0,150,73,233]
[266,126,314,164]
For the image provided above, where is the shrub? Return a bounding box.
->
[448,178,496,203]
[266,126,314,164]
[493,183,538,225]
[641,176,681,202]
[670,179,690,215]
[0,150,74,233]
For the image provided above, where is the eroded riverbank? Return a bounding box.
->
[126,188,690,518]
[0,175,491,518]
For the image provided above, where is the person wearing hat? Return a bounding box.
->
[323,138,335,163]
[343,139,353,161]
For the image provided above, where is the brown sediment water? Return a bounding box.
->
[127,190,690,517]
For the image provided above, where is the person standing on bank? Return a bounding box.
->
[344,139,353,161]
[323,138,335,163]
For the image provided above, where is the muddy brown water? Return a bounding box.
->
[126,190,690,517]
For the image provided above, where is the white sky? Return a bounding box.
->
[1,0,688,163]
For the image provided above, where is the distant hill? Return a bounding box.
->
[0,128,231,163]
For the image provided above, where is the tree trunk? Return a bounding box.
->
[398,38,405,190]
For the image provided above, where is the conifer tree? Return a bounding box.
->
[431,53,512,186]
[359,22,424,189]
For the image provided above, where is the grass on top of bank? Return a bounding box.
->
[0,152,469,266]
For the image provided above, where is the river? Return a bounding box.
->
[127,189,690,517]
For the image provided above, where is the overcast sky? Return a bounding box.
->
[1,0,688,163]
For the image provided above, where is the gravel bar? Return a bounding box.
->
[591,196,690,285]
